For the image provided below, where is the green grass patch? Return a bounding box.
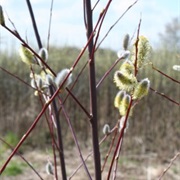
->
[1,161,26,176]
[3,132,19,149]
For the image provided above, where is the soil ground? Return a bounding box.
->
[1,148,180,180]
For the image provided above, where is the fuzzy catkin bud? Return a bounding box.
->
[119,94,131,116]
[45,74,54,86]
[37,48,48,67]
[37,78,43,89]
[55,69,72,90]
[31,79,36,89]
[117,50,130,59]
[46,161,54,175]
[38,48,48,62]
[114,71,137,92]
[19,45,35,65]
[0,5,5,26]
[172,65,180,72]
[123,34,130,50]
[103,124,111,135]
[132,78,150,100]
[114,90,125,108]
[30,77,43,90]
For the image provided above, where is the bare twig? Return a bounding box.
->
[93,0,113,51]
[112,138,123,180]
[5,10,18,32]
[49,86,67,180]
[92,0,100,11]
[96,0,138,50]
[59,98,92,179]
[158,151,180,180]
[47,0,54,50]
[101,125,119,172]
[152,63,180,84]
[0,65,33,89]
[150,87,180,106]
[107,99,133,179]
[26,0,42,49]
[66,88,92,119]
[69,126,117,179]
[96,56,124,89]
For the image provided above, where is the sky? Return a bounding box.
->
[0,0,179,52]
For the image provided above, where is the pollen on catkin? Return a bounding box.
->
[114,71,137,92]
[119,94,131,116]
[114,90,126,108]
[120,60,134,75]
[132,78,150,100]
[0,5,5,26]
[132,36,151,69]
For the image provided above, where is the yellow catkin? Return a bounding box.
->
[132,36,151,69]
[132,78,150,100]
[19,45,35,65]
[114,90,125,108]
[119,94,131,116]
[114,71,137,92]
[120,60,134,75]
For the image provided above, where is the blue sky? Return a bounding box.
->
[0,0,179,51]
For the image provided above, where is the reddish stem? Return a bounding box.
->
[107,99,133,179]
[152,64,180,84]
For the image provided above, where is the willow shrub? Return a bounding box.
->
[0,46,179,154]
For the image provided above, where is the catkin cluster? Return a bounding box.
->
[114,34,151,117]
[0,6,72,97]
[19,45,72,96]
